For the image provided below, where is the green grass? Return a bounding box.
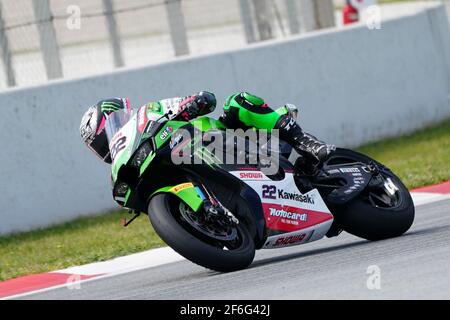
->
[357,119,450,189]
[1,119,450,282]
[0,211,164,281]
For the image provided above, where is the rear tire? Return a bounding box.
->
[327,149,415,241]
[339,176,414,241]
[148,194,255,272]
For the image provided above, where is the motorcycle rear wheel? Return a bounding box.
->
[325,148,415,241]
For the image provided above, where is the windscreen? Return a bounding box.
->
[105,109,135,145]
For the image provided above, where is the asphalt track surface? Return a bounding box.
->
[21,199,450,299]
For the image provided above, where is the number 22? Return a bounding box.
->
[262,185,276,199]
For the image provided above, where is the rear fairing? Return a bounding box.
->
[229,170,334,249]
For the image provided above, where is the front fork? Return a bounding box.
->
[151,181,238,225]
[194,183,239,225]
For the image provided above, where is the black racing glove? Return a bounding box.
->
[178,91,217,121]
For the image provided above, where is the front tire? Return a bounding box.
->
[148,194,255,272]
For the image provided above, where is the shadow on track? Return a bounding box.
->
[248,224,449,270]
[404,224,450,237]
[249,239,369,269]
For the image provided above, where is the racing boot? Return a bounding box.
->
[276,114,335,175]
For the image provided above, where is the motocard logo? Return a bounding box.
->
[159,127,173,140]
[277,189,314,204]
[273,234,306,247]
[269,208,307,221]
[240,172,264,179]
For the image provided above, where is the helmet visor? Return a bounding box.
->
[86,129,111,163]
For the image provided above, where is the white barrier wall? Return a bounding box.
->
[1,5,449,235]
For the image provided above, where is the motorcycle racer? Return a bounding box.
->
[79,91,335,172]
[78,92,414,274]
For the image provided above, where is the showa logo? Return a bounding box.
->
[170,128,281,175]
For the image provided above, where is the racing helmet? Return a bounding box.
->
[80,98,130,164]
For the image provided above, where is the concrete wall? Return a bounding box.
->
[1,4,449,235]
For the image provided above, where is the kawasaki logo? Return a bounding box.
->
[277,189,314,204]
[269,208,307,221]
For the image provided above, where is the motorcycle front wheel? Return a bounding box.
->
[148,193,255,272]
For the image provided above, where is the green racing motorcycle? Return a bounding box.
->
[105,107,415,272]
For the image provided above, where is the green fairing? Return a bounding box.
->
[110,111,210,210]
[191,117,226,132]
[151,185,203,212]
[124,188,132,204]
[154,121,189,148]
[139,152,156,176]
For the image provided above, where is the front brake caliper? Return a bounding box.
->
[196,185,239,225]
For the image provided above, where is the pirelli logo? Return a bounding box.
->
[171,183,193,193]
